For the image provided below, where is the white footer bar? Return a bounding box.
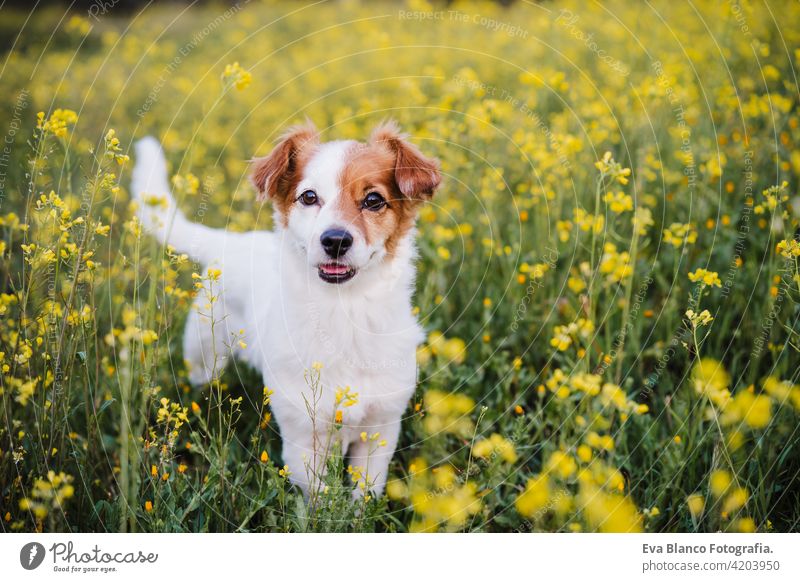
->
[2,533,798,581]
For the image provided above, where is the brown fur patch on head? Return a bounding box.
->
[336,121,441,255]
[250,122,319,223]
[369,119,441,200]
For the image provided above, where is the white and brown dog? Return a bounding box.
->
[131,121,440,497]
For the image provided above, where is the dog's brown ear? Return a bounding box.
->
[369,120,441,200]
[251,122,319,202]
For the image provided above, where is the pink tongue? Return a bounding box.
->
[321,263,349,275]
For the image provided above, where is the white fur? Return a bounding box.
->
[132,137,424,498]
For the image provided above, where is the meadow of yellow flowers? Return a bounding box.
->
[0,0,799,533]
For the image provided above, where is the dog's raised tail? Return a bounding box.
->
[131,137,211,262]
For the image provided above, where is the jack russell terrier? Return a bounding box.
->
[131,120,441,497]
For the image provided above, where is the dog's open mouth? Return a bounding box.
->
[318,262,356,284]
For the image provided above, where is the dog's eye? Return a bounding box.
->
[298,190,318,206]
[362,192,386,211]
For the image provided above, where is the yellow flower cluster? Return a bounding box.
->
[36,108,78,138]
[334,385,359,408]
[754,182,789,214]
[402,459,481,533]
[663,222,698,247]
[690,469,758,531]
[104,306,159,349]
[472,433,518,464]
[19,471,75,521]
[594,152,631,184]
[603,191,633,213]
[516,449,641,532]
[422,389,475,437]
[221,62,252,91]
[694,360,799,442]
[688,269,722,288]
[776,239,800,259]
[573,208,604,234]
[550,318,594,352]
[156,397,189,428]
[599,242,633,283]
[418,330,467,366]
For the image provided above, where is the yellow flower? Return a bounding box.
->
[632,207,654,235]
[172,173,200,195]
[576,444,593,463]
[260,451,269,463]
[644,506,660,518]
[550,325,573,351]
[762,376,792,400]
[18,471,75,520]
[692,358,730,405]
[545,451,577,479]
[663,222,697,247]
[65,15,91,35]
[472,433,518,463]
[222,61,252,90]
[603,191,633,213]
[685,309,713,328]
[586,432,615,452]
[144,501,153,512]
[37,108,78,138]
[776,238,800,258]
[709,469,731,497]
[334,386,358,408]
[599,382,628,412]
[722,391,772,429]
[422,389,475,437]
[386,479,408,501]
[556,219,573,242]
[567,275,586,293]
[259,412,272,430]
[687,494,705,518]
[594,151,632,184]
[735,517,756,532]
[599,243,633,282]
[688,268,722,288]
[578,484,642,533]
[727,430,745,451]
[440,337,467,364]
[516,474,550,518]
[722,487,749,513]
[573,208,604,233]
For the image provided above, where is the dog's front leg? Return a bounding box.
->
[347,415,402,499]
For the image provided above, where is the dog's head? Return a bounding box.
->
[251,120,440,284]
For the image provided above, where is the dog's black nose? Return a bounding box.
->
[320,229,353,258]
